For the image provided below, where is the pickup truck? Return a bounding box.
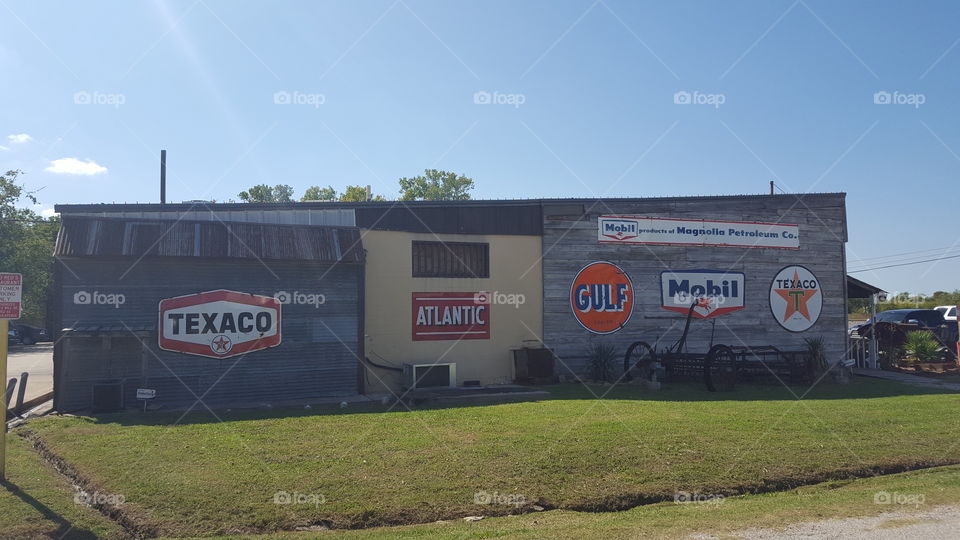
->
[934,305,958,322]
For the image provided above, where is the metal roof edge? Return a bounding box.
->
[55,192,847,213]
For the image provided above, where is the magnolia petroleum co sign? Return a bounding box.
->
[570,261,634,334]
[598,216,800,249]
[660,270,745,319]
[769,265,822,332]
[159,290,281,358]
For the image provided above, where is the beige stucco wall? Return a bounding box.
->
[361,230,543,393]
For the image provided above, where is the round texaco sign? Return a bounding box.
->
[769,265,822,332]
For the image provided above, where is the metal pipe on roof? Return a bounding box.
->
[160,150,167,204]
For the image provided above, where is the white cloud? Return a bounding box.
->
[41,208,57,218]
[0,145,8,151]
[45,157,107,176]
[7,133,33,144]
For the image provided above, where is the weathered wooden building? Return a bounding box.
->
[53,193,847,411]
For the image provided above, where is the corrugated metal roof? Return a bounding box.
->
[54,217,364,263]
[54,192,847,214]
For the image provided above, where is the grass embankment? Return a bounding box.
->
[214,464,960,539]
[18,379,960,537]
[0,433,124,539]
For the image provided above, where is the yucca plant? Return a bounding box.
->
[803,336,827,372]
[587,341,619,383]
[903,331,939,365]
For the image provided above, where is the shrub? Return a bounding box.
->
[804,336,827,372]
[587,342,619,383]
[904,331,939,365]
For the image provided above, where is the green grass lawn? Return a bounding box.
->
[205,464,960,540]
[0,433,125,539]
[16,379,960,537]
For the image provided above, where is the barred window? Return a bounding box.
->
[412,241,489,278]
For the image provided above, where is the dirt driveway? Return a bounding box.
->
[727,506,960,540]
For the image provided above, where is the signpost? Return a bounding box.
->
[0,272,23,479]
[136,388,156,412]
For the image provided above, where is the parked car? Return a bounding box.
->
[7,328,18,345]
[10,323,49,345]
[934,305,958,322]
[851,309,948,337]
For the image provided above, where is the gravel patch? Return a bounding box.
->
[714,506,960,540]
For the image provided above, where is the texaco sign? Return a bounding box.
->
[159,290,281,358]
[769,266,822,332]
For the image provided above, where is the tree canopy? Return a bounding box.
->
[398,169,474,201]
[0,170,59,325]
[301,186,337,201]
[238,184,295,203]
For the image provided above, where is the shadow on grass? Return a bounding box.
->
[0,479,99,540]
[62,375,959,427]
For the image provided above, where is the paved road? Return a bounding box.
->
[5,343,53,403]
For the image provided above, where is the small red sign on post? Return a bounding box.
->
[0,273,22,320]
[412,292,490,341]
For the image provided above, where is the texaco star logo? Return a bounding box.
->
[210,334,233,355]
[769,265,823,332]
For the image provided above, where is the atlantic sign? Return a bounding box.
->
[412,292,490,341]
[660,270,745,319]
[769,266,822,332]
[570,261,634,334]
[159,290,282,358]
[598,216,800,249]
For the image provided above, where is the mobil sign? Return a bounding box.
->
[660,270,745,319]
[159,290,281,359]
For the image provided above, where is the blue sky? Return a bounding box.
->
[2,0,959,295]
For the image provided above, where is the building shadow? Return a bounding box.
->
[1,479,100,540]
[63,375,958,427]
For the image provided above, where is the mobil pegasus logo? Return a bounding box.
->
[159,290,281,359]
[660,270,745,319]
[598,217,639,241]
[570,261,634,334]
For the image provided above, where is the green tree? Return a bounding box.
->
[398,169,474,201]
[238,184,295,203]
[0,170,59,325]
[340,185,386,202]
[301,186,338,201]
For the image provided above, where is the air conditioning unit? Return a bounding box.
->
[403,363,456,390]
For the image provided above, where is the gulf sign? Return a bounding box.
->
[159,290,281,359]
[598,216,800,249]
[412,292,490,341]
[570,261,634,334]
[661,270,745,319]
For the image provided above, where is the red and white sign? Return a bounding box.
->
[570,262,634,334]
[0,273,22,320]
[159,290,281,359]
[412,292,490,341]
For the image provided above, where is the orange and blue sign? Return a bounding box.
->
[570,261,634,334]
